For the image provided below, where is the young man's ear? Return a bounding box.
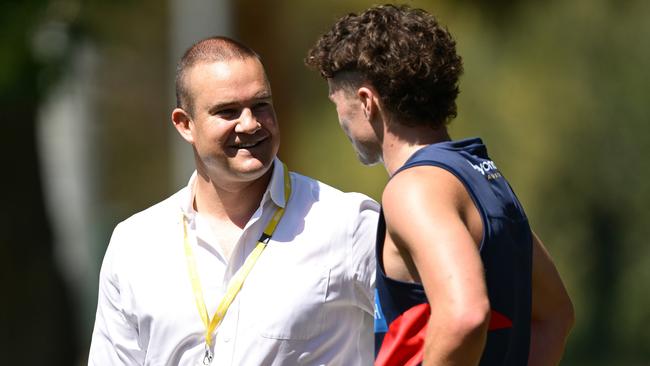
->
[357,86,376,121]
[171,108,194,144]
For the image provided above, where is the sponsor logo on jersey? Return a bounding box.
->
[374,289,388,333]
[467,159,502,180]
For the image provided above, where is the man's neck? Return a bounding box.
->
[193,168,272,229]
[382,124,450,176]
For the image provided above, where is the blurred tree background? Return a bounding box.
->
[1,0,648,365]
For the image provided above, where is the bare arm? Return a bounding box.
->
[528,233,575,366]
[383,167,490,366]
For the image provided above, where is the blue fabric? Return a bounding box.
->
[375,137,533,366]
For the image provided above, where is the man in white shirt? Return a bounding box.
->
[89,36,378,366]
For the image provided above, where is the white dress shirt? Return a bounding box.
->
[89,159,378,365]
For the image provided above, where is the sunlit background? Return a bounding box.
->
[1,0,649,365]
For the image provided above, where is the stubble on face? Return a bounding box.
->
[338,120,381,166]
[328,81,382,167]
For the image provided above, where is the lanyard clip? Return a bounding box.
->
[202,343,213,365]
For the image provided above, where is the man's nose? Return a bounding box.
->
[234,108,261,134]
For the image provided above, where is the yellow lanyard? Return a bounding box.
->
[182,163,291,362]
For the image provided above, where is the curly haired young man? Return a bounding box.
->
[307,4,574,366]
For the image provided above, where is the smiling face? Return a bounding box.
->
[179,57,280,185]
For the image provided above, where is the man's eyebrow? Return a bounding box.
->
[207,91,273,113]
[253,90,272,100]
[207,101,237,114]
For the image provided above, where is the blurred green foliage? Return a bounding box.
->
[1,1,79,364]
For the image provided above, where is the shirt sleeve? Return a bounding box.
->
[88,223,145,366]
[347,195,379,315]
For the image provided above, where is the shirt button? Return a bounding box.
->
[223,335,231,343]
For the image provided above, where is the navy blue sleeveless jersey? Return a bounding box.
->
[374,138,533,366]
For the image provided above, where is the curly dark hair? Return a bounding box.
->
[306,4,463,128]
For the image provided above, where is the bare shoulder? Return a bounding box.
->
[383,166,468,219]
[382,166,483,254]
[381,165,488,312]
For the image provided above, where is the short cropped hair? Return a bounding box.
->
[306,4,463,128]
[175,36,262,115]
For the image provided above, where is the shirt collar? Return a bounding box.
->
[267,157,288,209]
[180,157,287,217]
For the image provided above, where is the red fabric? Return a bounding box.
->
[376,306,513,366]
[488,309,513,330]
[375,303,430,366]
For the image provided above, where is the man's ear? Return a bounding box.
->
[171,108,194,144]
[357,86,377,121]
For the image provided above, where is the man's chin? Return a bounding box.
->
[360,160,381,167]
[357,153,382,167]
[231,158,274,180]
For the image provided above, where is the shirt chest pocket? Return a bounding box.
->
[244,256,331,341]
